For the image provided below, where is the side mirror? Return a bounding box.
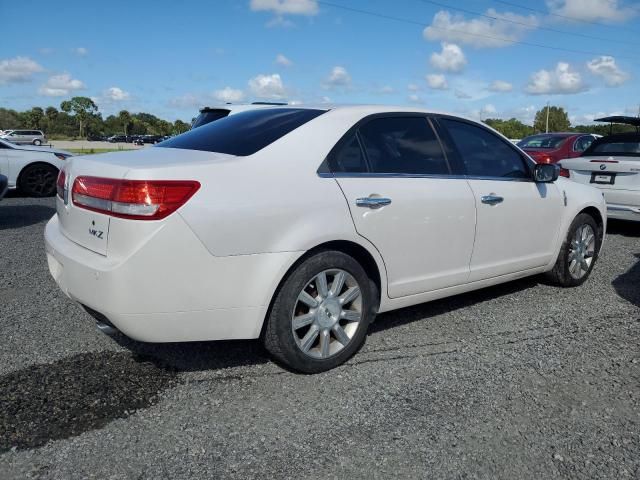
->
[533,163,559,183]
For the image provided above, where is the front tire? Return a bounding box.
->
[33,139,42,146]
[263,251,375,373]
[546,213,600,287]
[19,164,58,197]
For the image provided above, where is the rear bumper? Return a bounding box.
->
[607,204,640,222]
[44,214,302,342]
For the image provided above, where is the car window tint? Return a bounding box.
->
[440,118,529,179]
[330,134,367,173]
[158,108,326,156]
[358,117,449,175]
[574,136,594,152]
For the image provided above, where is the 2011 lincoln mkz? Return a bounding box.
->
[45,106,606,372]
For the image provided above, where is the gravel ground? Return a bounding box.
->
[0,192,638,479]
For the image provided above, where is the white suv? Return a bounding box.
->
[0,129,47,146]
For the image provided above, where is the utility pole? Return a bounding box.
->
[545,101,550,133]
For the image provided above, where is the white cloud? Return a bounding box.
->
[482,104,497,116]
[525,62,586,95]
[104,87,130,101]
[73,47,88,56]
[0,56,44,84]
[488,80,513,92]
[546,0,635,22]
[213,86,245,102]
[587,56,629,87]
[430,43,467,73]
[376,85,394,94]
[408,94,424,104]
[320,96,332,104]
[407,83,421,92]
[424,9,538,48]
[248,73,287,99]
[425,73,448,90]
[38,73,86,96]
[323,66,351,88]
[455,89,472,99]
[250,0,319,15]
[168,94,203,109]
[275,53,293,67]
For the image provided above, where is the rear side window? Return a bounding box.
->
[358,117,449,175]
[330,135,367,173]
[158,108,326,156]
[440,118,530,179]
[191,109,230,129]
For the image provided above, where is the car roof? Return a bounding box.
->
[595,115,640,127]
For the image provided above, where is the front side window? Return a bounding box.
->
[358,117,449,175]
[158,108,326,156]
[440,118,530,179]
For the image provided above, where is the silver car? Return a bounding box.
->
[0,129,47,146]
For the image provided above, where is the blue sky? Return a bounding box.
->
[1,0,638,124]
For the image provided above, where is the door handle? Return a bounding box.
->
[356,197,392,209]
[481,194,504,205]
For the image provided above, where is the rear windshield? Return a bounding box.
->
[585,139,640,157]
[159,108,326,156]
[191,109,230,129]
[517,134,570,149]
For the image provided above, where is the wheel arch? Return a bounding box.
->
[259,239,386,339]
[578,205,605,244]
[17,160,60,189]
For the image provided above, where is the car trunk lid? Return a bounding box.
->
[559,155,640,191]
[56,147,231,257]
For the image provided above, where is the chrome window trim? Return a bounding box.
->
[318,172,534,182]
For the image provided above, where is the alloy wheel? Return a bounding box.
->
[291,269,363,359]
[568,224,596,280]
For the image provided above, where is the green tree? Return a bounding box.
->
[484,118,534,139]
[533,105,570,133]
[0,108,23,130]
[23,107,45,129]
[173,120,190,134]
[118,110,132,135]
[44,106,59,133]
[60,96,98,138]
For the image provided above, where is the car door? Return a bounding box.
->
[436,117,564,282]
[0,142,9,179]
[329,114,476,298]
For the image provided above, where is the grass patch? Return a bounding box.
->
[66,148,129,155]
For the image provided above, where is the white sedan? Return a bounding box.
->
[559,125,640,222]
[0,139,72,197]
[45,106,606,372]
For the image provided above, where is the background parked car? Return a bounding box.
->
[191,102,288,129]
[0,138,72,197]
[108,135,131,143]
[559,116,640,222]
[517,133,598,164]
[0,174,8,200]
[0,129,47,146]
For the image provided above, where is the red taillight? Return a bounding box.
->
[56,169,66,198]
[71,176,200,220]
[559,168,570,178]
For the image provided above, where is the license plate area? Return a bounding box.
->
[590,172,615,185]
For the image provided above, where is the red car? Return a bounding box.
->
[517,133,599,164]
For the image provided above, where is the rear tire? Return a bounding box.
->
[263,251,375,373]
[545,213,600,287]
[33,139,42,146]
[19,163,58,197]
